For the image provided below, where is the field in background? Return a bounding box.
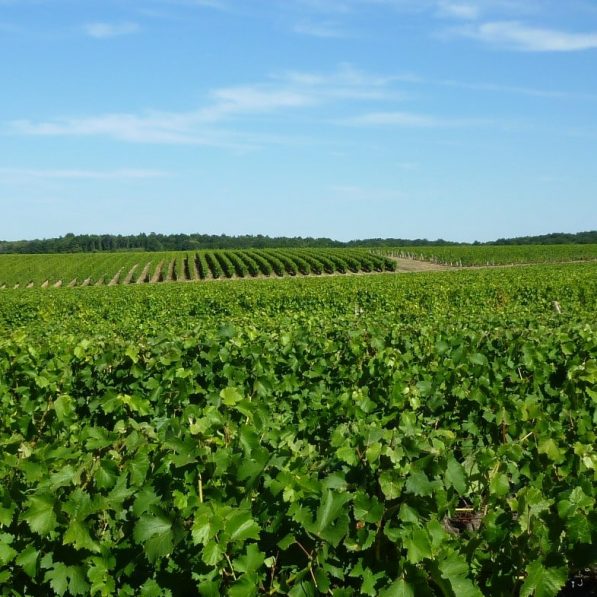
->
[1,244,596,289]
[0,248,396,288]
[380,243,597,266]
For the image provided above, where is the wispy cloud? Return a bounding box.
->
[186,0,227,7]
[456,20,597,51]
[10,65,401,147]
[142,0,232,17]
[10,84,316,146]
[84,22,140,39]
[12,113,232,146]
[293,20,349,38]
[438,78,597,100]
[274,64,405,100]
[290,0,537,19]
[289,0,354,15]
[0,168,169,181]
[436,1,479,20]
[206,86,316,117]
[160,0,228,7]
[337,110,488,127]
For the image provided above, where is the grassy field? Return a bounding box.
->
[0,262,595,595]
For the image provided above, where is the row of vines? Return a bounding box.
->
[0,249,396,289]
[0,264,595,595]
[378,244,597,267]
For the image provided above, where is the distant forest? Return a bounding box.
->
[0,231,595,254]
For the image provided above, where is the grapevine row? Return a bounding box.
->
[0,248,422,289]
[0,263,595,595]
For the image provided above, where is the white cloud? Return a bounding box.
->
[289,0,354,15]
[0,168,169,181]
[280,63,397,87]
[458,20,597,51]
[337,110,487,127]
[293,20,348,38]
[187,0,227,7]
[84,22,140,39]
[341,111,439,127]
[163,0,228,7]
[438,78,597,100]
[206,86,316,117]
[12,112,231,146]
[10,104,312,149]
[437,1,479,20]
[10,65,401,146]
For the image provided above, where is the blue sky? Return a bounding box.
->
[1,0,596,242]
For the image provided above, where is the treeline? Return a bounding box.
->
[0,230,595,254]
[0,233,342,254]
[492,231,597,245]
[0,233,456,254]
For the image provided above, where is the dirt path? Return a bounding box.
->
[388,256,449,272]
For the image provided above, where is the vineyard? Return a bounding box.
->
[0,263,595,595]
[1,245,596,290]
[0,249,396,289]
[380,244,597,267]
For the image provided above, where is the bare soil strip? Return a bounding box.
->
[150,260,164,284]
[41,280,49,289]
[94,277,104,287]
[183,256,192,281]
[166,259,176,282]
[68,279,77,288]
[81,278,92,287]
[26,281,34,288]
[108,269,122,286]
[192,255,202,280]
[388,256,450,272]
[123,264,139,284]
[136,262,152,284]
[53,280,63,288]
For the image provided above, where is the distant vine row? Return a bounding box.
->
[0,249,397,288]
